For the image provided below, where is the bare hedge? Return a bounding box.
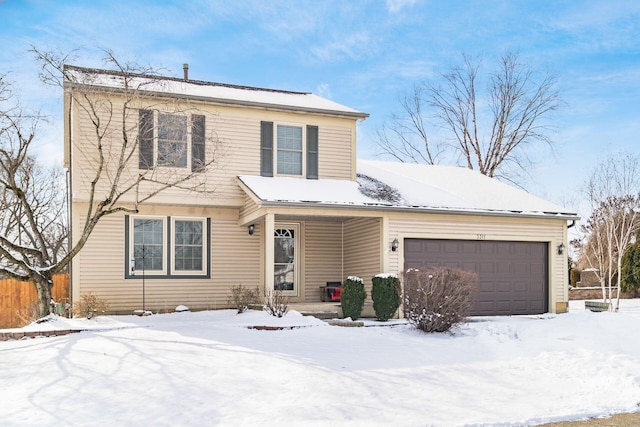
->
[403,268,478,333]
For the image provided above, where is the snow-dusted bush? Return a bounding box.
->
[371,274,401,321]
[227,284,260,313]
[72,293,109,319]
[356,174,403,204]
[341,276,366,320]
[403,268,477,333]
[264,289,288,317]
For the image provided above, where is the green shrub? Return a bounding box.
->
[371,274,401,321]
[341,276,366,320]
[403,268,477,333]
[621,241,640,292]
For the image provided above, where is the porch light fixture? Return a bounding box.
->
[557,243,565,255]
[248,224,255,236]
[391,238,399,252]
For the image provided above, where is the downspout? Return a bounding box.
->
[341,221,344,280]
[567,220,576,229]
[66,95,73,312]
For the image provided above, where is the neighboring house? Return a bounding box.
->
[65,65,579,316]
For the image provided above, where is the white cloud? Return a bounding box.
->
[316,82,332,99]
[386,0,420,13]
[307,32,375,64]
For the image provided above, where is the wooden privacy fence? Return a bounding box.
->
[0,273,70,329]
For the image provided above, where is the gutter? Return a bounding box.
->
[251,199,581,221]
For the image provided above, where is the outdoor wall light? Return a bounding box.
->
[557,243,565,255]
[248,224,255,236]
[391,238,399,252]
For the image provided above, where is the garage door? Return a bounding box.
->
[404,239,548,316]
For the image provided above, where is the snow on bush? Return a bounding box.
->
[346,276,363,283]
[374,273,398,279]
[356,173,403,204]
[403,268,477,333]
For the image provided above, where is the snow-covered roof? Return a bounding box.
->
[64,65,368,120]
[358,160,577,217]
[238,160,578,219]
[238,175,382,206]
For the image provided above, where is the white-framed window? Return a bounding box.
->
[276,124,304,176]
[171,217,207,276]
[131,216,167,275]
[139,110,206,172]
[260,121,318,179]
[126,215,209,279]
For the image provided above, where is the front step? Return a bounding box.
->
[300,311,339,320]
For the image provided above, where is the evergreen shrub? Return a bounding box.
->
[371,274,401,321]
[341,276,366,320]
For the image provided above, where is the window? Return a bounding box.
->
[276,125,303,175]
[260,122,318,179]
[126,215,210,279]
[158,114,188,167]
[139,111,206,172]
[173,219,204,273]
[132,217,166,274]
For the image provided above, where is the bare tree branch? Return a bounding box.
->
[377,52,560,184]
[0,48,224,316]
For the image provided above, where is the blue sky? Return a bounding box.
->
[1,0,639,213]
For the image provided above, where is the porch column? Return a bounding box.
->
[264,213,275,295]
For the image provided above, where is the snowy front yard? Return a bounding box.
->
[2,301,640,427]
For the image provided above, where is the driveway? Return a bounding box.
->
[537,412,640,426]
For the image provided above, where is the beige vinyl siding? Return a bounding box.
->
[318,126,353,180]
[343,217,382,297]
[239,194,261,222]
[386,212,567,312]
[304,221,343,301]
[72,204,260,313]
[69,91,358,208]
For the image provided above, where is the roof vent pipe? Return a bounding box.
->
[183,63,189,81]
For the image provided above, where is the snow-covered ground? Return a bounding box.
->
[1,300,640,427]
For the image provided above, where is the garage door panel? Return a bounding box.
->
[404,239,548,316]
[479,262,494,273]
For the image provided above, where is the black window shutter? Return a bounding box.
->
[138,110,154,169]
[191,114,206,172]
[306,125,318,179]
[260,121,274,177]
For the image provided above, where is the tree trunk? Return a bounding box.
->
[34,275,54,318]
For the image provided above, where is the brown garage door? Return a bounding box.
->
[404,239,548,316]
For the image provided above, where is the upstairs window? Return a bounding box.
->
[158,114,188,167]
[139,110,206,172]
[276,125,303,175]
[260,122,318,179]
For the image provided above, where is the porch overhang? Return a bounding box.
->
[235,175,579,227]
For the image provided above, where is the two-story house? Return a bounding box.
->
[65,65,578,316]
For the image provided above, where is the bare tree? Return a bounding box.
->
[0,49,222,317]
[378,52,560,184]
[578,154,640,310]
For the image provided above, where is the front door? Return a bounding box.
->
[274,224,299,296]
